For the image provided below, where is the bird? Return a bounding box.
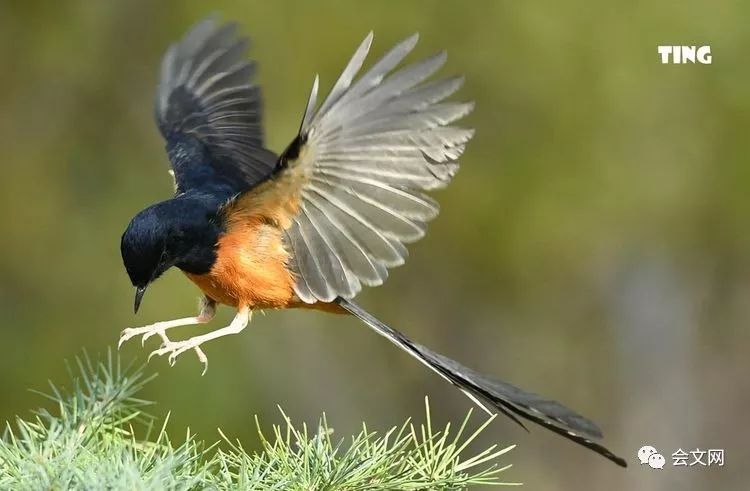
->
[118,16,626,467]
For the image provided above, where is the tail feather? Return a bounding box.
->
[336,297,627,468]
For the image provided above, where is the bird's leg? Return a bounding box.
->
[118,297,216,349]
[149,305,251,375]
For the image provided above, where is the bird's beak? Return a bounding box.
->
[134,286,147,314]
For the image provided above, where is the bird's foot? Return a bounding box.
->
[149,337,210,375]
[119,322,172,349]
[130,305,249,376]
[118,302,216,350]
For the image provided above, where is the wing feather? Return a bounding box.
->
[155,17,276,194]
[303,194,381,288]
[313,33,374,121]
[268,32,473,302]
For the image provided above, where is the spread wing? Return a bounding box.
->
[155,17,277,194]
[268,33,474,303]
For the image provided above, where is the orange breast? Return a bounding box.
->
[184,217,297,309]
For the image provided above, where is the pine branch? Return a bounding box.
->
[0,352,518,490]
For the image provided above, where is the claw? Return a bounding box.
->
[142,329,160,346]
[117,332,127,350]
[195,347,208,375]
[146,338,209,373]
[119,327,145,350]
[148,345,167,362]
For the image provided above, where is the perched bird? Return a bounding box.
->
[119,17,626,467]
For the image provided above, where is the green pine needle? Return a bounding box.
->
[0,352,518,490]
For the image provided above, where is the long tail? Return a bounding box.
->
[336,297,627,468]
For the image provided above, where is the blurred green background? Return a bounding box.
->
[1,1,748,489]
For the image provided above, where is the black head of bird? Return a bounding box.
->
[121,193,226,312]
